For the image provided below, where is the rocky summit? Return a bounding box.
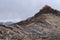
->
[0,5,60,40]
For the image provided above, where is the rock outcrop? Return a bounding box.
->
[0,5,60,40]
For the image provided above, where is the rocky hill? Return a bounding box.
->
[0,5,60,40]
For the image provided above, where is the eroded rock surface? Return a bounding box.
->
[0,5,60,40]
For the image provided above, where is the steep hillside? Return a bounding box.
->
[0,5,60,40]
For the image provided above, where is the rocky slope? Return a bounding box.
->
[0,5,60,40]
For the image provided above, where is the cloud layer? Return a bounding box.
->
[0,0,60,22]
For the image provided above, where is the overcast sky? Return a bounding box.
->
[0,0,60,22]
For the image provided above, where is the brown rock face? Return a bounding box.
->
[35,5,60,17]
[40,5,54,13]
[0,5,60,40]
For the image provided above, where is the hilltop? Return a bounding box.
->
[0,5,60,40]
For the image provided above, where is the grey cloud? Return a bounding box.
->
[0,0,60,22]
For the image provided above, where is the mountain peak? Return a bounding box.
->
[16,5,60,26]
[35,5,59,17]
[40,5,54,13]
[41,5,52,10]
